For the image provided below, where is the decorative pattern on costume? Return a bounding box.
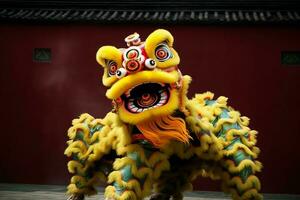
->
[65,29,263,200]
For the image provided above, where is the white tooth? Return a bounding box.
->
[160,99,166,104]
[160,96,167,100]
[129,105,134,109]
[137,108,143,112]
[129,102,134,108]
[132,107,138,112]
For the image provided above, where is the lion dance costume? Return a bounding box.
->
[65,29,262,200]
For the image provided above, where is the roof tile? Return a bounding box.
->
[0,8,300,24]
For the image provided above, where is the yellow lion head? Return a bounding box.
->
[96,29,188,125]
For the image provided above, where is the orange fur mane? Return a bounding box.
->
[136,115,190,148]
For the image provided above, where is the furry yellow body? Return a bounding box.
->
[65,29,262,200]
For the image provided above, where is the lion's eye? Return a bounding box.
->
[155,44,172,61]
[116,68,127,79]
[145,58,156,69]
[108,61,118,76]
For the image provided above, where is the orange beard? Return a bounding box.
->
[136,115,190,148]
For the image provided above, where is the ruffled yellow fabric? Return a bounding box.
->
[65,90,262,200]
[182,92,262,199]
[65,112,131,195]
[77,28,263,199]
[65,113,174,199]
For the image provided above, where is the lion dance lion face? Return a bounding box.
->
[96,29,182,124]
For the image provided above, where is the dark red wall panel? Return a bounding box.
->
[0,24,300,194]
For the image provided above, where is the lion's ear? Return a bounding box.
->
[96,46,122,67]
[145,29,174,51]
[144,29,180,68]
[96,46,122,87]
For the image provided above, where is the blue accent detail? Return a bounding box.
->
[240,166,253,182]
[217,108,243,139]
[217,128,226,138]
[128,152,138,160]
[205,100,216,106]
[113,152,144,195]
[220,109,230,119]
[90,124,103,136]
[223,123,241,132]
[128,152,142,167]
[220,109,241,131]
[233,150,251,164]
[137,140,156,150]
[121,165,132,182]
[225,137,242,150]
[113,182,124,195]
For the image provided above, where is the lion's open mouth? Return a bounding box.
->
[122,83,170,113]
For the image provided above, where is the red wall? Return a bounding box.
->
[0,24,300,194]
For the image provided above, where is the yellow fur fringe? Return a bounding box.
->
[65,90,262,199]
